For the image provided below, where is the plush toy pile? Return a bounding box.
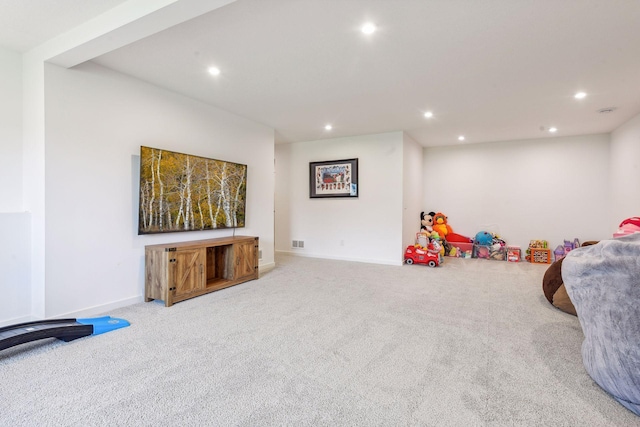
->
[563,234,640,415]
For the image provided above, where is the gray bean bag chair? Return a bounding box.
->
[562,233,640,415]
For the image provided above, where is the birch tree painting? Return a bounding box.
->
[138,146,247,234]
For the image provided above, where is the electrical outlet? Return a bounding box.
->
[298,240,304,248]
[292,240,298,248]
[292,240,305,249]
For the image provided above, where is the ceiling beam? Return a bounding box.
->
[35,0,236,68]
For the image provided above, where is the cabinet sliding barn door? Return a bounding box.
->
[172,248,204,299]
[235,240,258,281]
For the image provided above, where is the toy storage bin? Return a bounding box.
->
[473,244,491,259]
[506,246,521,262]
[473,244,506,260]
[489,245,506,261]
[447,241,473,257]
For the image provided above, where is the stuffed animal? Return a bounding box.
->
[420,211,435,236]
[474,231,493,246]
[432,212,452,239]
[434,213,473,247]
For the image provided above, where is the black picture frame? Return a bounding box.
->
[309,158,358,198]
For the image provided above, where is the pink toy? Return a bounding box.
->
[614,217,640,238]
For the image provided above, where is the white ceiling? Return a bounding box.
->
[0,0,129,53]
[3,0,640,147]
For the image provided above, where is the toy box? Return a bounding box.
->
[506,246,521,262]
[473,244,491,259]
[489,245,506,261]
[447,241,473,257]
[473,244,505,260]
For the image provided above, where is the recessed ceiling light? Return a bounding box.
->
[458,136,465,141]
[324,124,333,131]
[361,23,376,34]
[549,127,558,133]
[424,111,433,118]
[208,67,221,76]
[574,92,587,99]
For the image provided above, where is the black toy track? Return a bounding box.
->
[0,319,94,351]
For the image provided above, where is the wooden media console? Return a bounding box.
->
[145,236,259,307]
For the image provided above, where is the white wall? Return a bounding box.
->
[0,213,31,325]
[610,111,640,232]
[423,134,611,251]
[0,47,23,211]
[41,62,274,318]
[0,47,32,326]
[402,133,424,248]
[275,132,404,265]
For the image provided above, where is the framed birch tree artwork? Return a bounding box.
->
[138,146,247,234]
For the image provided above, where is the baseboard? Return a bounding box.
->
[275,250,403,266]
[52,296,144,320]
[259,262,276,275]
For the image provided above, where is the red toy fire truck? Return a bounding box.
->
[404,245,440,267]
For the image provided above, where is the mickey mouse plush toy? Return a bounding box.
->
[420,211,435,236]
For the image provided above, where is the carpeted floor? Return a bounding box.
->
[1,254,638,426]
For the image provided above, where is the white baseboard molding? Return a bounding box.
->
[275,250,403,266]
[259,262,276,275]
[52,296,144,320]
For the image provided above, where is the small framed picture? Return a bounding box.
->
[309,158,358,198]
